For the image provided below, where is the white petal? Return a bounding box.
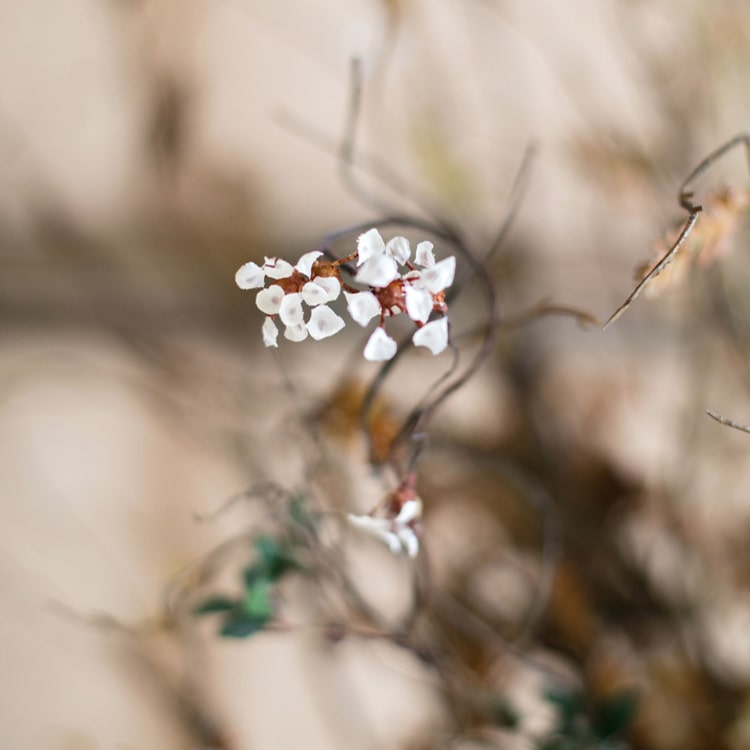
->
[363,327,397,361]
[357,228,386,266]
[398,528,419,558]
[256,285,285,314]
[262,317,278,347]
[315,276,341,302]
[279,292,304,326]
[404,284,433,324]
[345,290,381,327]
[347,513,391,535]
[415,241,435,267]
[295,250,322,278]
[306,305,345,340]
[355,255,399,287]
[235,261,265,289]
[412,317,449,355]
[263,257,294,279]
[284,322,308,342]
[396,498,422,524]
[386,236,410,265]
[419,256,456,293]
[384,531,405,555]
[348,515,402,554]
[301,280,328,307]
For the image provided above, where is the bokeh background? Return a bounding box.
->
[3,0,750,748]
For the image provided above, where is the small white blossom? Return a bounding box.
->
[357,229,386,266]
[404,285,433,324]
[386,236,411,265]
[355,254,400,287]
[419,256,456,294]
[295,250,322,278]
[313,276,341,302]
[364,327,398,361]
[413,317,449,354]
[301,280,329,306]
[256,285,285,315]
[397,498,423,524]
[262,317,278,347]
[279,293,305,327]
[284,321,308,342]
[306,305,345,340]
[301,277,341,307]
[263,257,294,279]
[235,261,265,289]
[345,291,381,327]
[415,241,435,267]
[347,498,422,558]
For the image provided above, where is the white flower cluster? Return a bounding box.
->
[348,497,422,558]
[235,228,456,362]
[235,251,344,346]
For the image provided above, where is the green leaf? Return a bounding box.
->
[192,596,237,616]
[252,536,300,581]
[219,611,268,639]
[593,691,639,739]
[242,577,274,621]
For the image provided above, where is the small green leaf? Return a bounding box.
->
[193,596,237,616]
[219,611,268,639]
[243,577,274,621]
[253,536,300,581]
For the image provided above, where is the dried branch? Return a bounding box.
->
[604,133,750,329]
[705,408,750,435]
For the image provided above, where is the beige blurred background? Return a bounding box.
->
[2,1,750,748]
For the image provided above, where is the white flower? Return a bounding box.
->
[419,256,456,294]
[345,291,381,327]
[413,317,449,354]
[357,229,386,266]
[284,321,308,342]
[262,317,279,347]
[364,327,398,361]
[386,236,411,265]
[355,254,400,287]
[301,277,340,306]
[301,280,329,306]
[415,241,435,267]
[404,284,433,324]
[354,229,411,287]
[306,305,345,340]
[347,498,422,558]
[236,250,324,293]
[295,250,322,278]
[279,293,304,327]
[397,498,422,524]
[256,285,285,315]
[263,256,294,279]
[238,250,345,344]
[235,261,265,289]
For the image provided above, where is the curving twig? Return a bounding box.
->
[603,133,750,329]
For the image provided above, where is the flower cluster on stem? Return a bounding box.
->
[235,228,456,361]
[347,476,422,558]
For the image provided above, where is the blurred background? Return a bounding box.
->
[2,0,750,748]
